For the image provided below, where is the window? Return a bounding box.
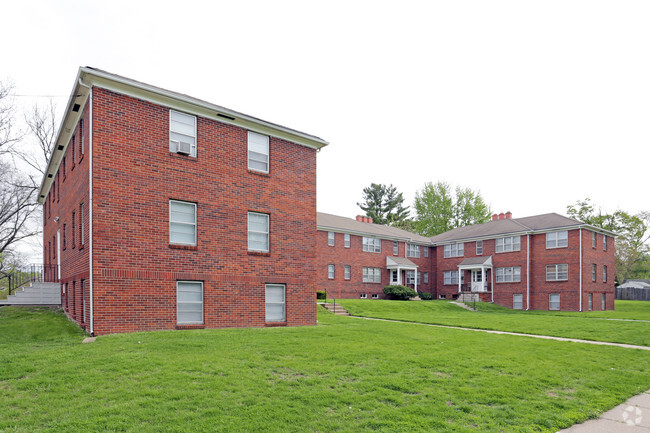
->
[62,156,66,177]
[328,265,335,279]
[424,247,429,258]
[546,231,568,249]
[81,279,86,324]
[177,281,203,324]
[248,131,269,173]
[344,234,350,248]
[444,243,464,258]
[496,267,521,283]
[393,241,398,256]
[407,244,420,258]
[588,293,593,310]
[444,271,462,285]
[328,231,335,246]
[359,293,367,299]
[391,270,398,284]
[265,284,285,322]
[79,203,85,246]
[439,294,446,299]
[80,119,85,155]
[592,264,597,282]
[603,265,607,282]
[476,240,483,255]
[362,236,381,253]
[169,110,197,157]
[603,235,607,251]
[424,272,429,284]
[248,212,269,252]
[71,136,76,168]
[546,264,568,281]
[71,211,76,248]
[602,293,606,309]
[362,267,381,283]
[592,231,596,248]
[372,294,379,299]
[406,270,419,285]
[513,294,523,310]
[496,236,520,253]
[344,265,351,280]
[62,223,67,250]
[170,200,197,246]
[549,293,560,310]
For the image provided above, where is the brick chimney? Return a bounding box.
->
[356,215,363,222]
[505,211,512,219]
[499,212,505,220]
[366,217,373,224]
[492,214,498,221]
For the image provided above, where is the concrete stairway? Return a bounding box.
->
[319,302,351,316]
[457,292,479,304]
[0,282,61,305]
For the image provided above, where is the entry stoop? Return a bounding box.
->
[0,282,61,306]
[318,303,351,316]
[457,293,479,304]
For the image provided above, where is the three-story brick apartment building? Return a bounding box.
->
[317,212,616,311]
[40,67,328,335]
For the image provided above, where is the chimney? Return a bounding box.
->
[366,217,373,224]
[499,212,505,220]
[492,214,498,221]
[356,215,363,222]
[505,211,512,219]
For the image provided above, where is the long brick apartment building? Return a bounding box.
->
[39,67,328,335]
[317,212,616,311]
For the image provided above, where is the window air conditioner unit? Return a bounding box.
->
[177,141,192,155]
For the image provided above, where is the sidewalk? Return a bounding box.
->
[558,389,650,432]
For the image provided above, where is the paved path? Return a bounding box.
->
[352,316,650,351]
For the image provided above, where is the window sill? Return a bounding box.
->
[248,251,270,257]
[78,154,84,164]
[170,244,198,251]
[265,322,287,327]
[169,152,198,161]
[248,169,270,177]
[79,244,84,250]
[176,324,205,330]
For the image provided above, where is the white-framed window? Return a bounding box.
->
[546,231,568,249]
[424,272,429,284]
[177,281,203,324]
[407,244,420,258]
[248,212,269,252]
[170,200,197,246]
[546,264,568,281]
[344,265,351,280]
[592,231,597,248]
[328,231,335,246]
[328,265,335,279]
[444,243,464,258]
[362,267,381,283]
[495,267,521,283]
[513,294,523,310]
[602,293,606,309]
[603,265,607,282]
[443,270,462,285]
[603,235,607,251]
[549,293,560,310]
[393,241,398,256]
[360,293,367,299]
[588,293,593,310]
[391,270,398,283]
[344,233,350,248]
[495,236,520,253]
[248,131,269,173]
[592,264,597,282]
[476,240,483,255]
[79,202,85,246]
[169,110,197,157]
[265,284,285,322]
[362,237,381,253]
[424,247,429,258]
[372,294,379,299]
[406,271,421,285]
[439,294,446,299]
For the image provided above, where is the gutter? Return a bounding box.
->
[526,233,530,310]
[579,227,583,312]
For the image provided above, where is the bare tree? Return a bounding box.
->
[0,160,39,256]
[0,80,22,157]
[22,100,57,177]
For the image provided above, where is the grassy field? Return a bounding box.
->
[1,306,649,432]
[335,300,650,347]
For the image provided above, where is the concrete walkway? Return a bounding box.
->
[558,389,650,432]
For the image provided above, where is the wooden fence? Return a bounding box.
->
[615,287,650,301]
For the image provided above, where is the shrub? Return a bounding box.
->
[418,291,433,300]
[316,290,327,300]
[382,285,417,300]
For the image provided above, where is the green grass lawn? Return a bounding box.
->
[1,306,649,432]
[335,300,650,347]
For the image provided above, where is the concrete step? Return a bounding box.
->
[318,303,351,316]
[0,282,61,305]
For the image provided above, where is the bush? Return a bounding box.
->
[316,290,326,300]
[418,291,433,300]
[382,285,417,300]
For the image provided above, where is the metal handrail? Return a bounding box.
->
[6,264,58,296]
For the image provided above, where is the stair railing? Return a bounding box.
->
[6,264,58,296]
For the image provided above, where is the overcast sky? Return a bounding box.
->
[4,0,650,229]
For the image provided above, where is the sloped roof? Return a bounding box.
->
[317,212,431,243]
[430,213,595,244]
[386,256,418,268]
[458,256,493,267]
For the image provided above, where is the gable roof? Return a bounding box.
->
[317,212,431,243]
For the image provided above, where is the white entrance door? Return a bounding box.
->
[471,270,483,292]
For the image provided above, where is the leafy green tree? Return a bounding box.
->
[357,183,409,226]
[413,181,491,236]
[567,198,650,283]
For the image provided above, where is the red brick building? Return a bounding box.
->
[317,212,616,311]
[39,67,328,335]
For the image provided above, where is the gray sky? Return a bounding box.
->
[4,0,650,228]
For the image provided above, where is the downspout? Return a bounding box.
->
[78,78,94,335]
[579,228,583,312]
[526,233,530,310]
